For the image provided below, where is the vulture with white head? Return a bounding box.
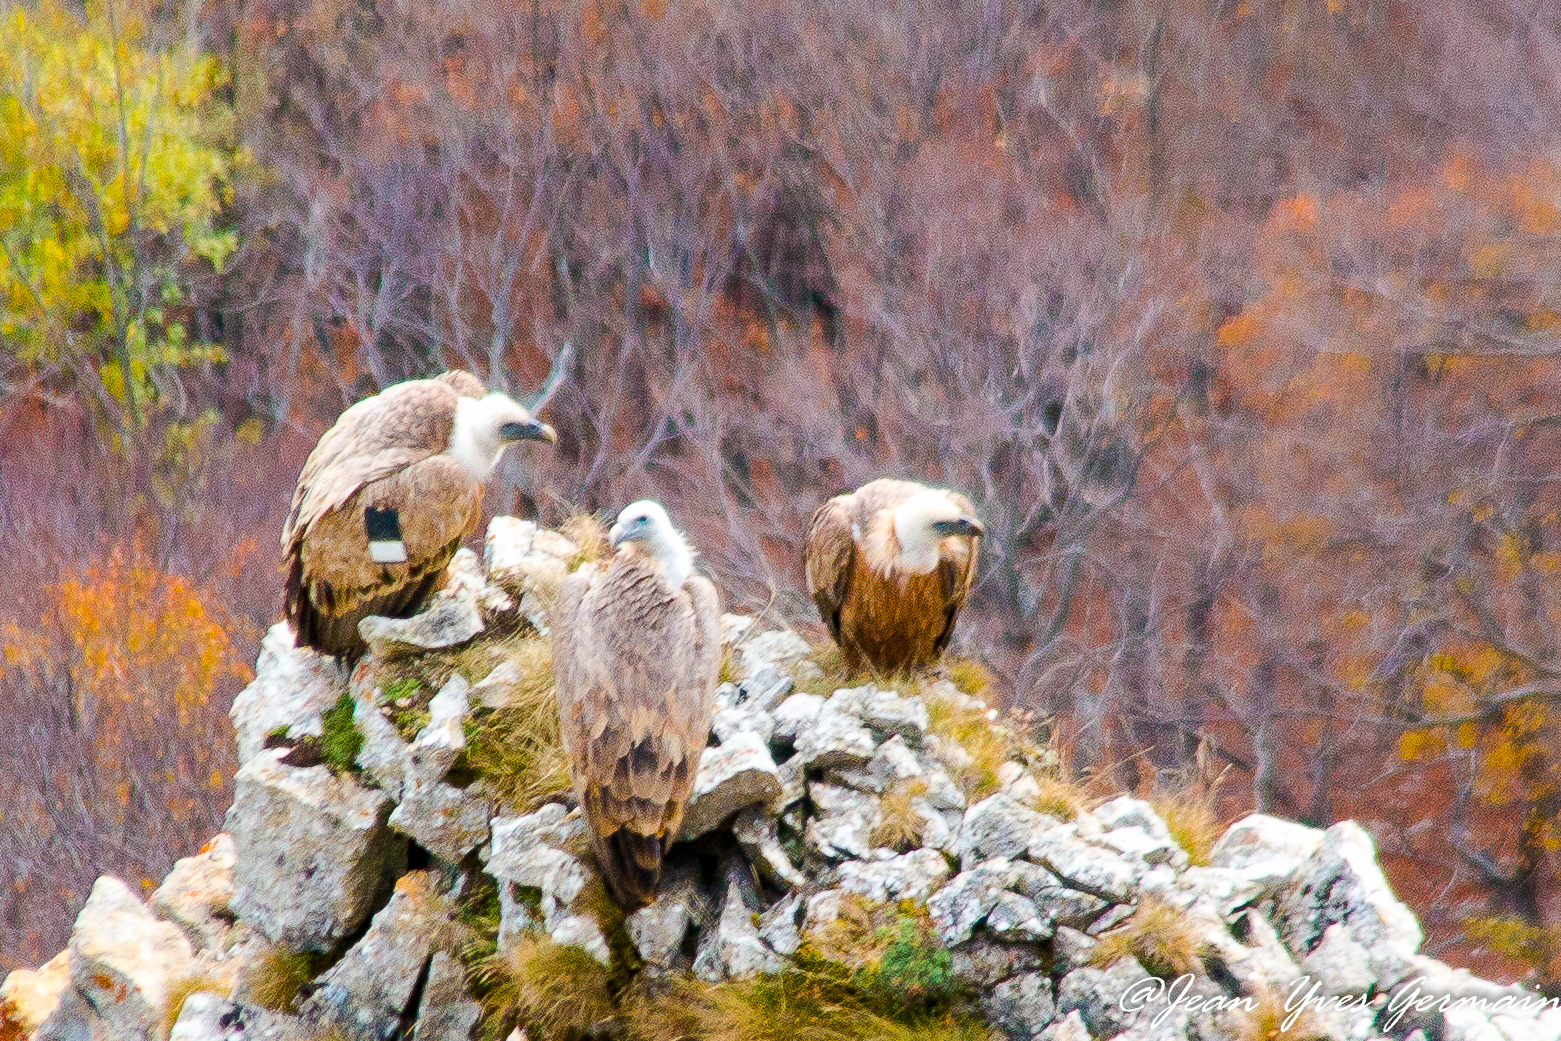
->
[282,370,557,659]
[804,478,982,674]
[552,500,721,908]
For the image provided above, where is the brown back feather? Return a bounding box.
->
[553,548,721,908]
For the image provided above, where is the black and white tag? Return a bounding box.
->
[364,506,408,564]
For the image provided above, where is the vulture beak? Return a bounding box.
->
[934,516,984,538]
[608,521,627,547]
[503,419,558,444]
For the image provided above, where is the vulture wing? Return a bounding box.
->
[282,379,464,551]
[803,496,857,643]
[282,377,487,657]
[554,553,720,907]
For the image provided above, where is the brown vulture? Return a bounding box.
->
[804,478,982,674]
[281,370,556,659]
[552,501,721,908]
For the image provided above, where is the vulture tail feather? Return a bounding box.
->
[596,829,662,909]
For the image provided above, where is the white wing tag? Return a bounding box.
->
[369,540,408,564]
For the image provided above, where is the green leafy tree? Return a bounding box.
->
[0,0,237,439]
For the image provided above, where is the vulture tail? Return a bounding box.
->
[595,829,663,909]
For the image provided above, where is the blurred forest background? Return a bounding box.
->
[2,0,1559,986]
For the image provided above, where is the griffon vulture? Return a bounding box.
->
[804,478,982,673]
[282,370,557,659]
[552,501,721,908]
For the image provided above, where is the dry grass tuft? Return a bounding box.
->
[1229,982,1331,1041]
[560,513,609,571]
[242,946,316,1012]
[474,937,615,1040]
[790,645,865,697]
[803,895,902,970]
[628,965,991,1041]
[1152,740,1230,866]
[718,643,741,685]
[871,779,929,852]
[941,657,994,700]
[1154,792,1224,868]
[919,691,1006,799]
[462,632,571,813]
[162,973,230,1036]
[1088,898,1211,979]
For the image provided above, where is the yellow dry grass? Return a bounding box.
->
[462,635,572,814]
[1088,898,1211,979]
[628,969,993,1041]
[161,973,230,1037]
[474,937,615,1040]
[242,946,315,1013]
[870,779,929,852]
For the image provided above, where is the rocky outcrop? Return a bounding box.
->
[9,516,1561,1041]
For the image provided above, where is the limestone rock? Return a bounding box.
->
[675,733,782,841]
[950,939,1047,988]
[1094,825,1185,869]
[352,690,411,800]
[1276,821,1423,988]
[826,735,923,795]
[1056,957,1152,1039]
[410,954,480,1041]
[792,708,877,771]
[167,994,299,1041]
[484,518,578,611]
[407,676,472,784]
[1209,813,1325,896]
[835,849,952,905]
[1029,824,1137,904]
[226,748,399,950]
[389,777,491,864]
[1,951,70,1041]
[805,783,880,860]
[625,859,707,969]
[826,686,929,743]
[45,877,195,1041]
[756,894,804,958]
[360,595,484,658]
[550,915,610,966]
[692,869,784,982]
[732,807,805,889]
[1009,862,1111,929]
[735,629,812,678]
[927,858,1013,946]
[982,972,1057,1041]
[304,872,454,1041]
[1050,927,1097,972]
[712,704,776,747]
[151,834,237,953]
[1037,1010,1094,1041]
[985,891,1052,942]
[770,693,825,744]
[956,793,1057,866]
[230,624,347,767]
[485,805,590,929]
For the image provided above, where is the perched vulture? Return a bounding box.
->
[552,501,721,908]
[282,370,556,659]
[804,478,983,674]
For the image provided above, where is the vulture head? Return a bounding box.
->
[893,490,984,574]
[451,392,558,478]
[610,500,695,589]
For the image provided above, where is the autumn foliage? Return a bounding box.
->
[0,542,251,969]
[2,0,1561,990]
